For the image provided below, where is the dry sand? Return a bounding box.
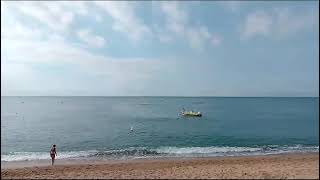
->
[1,153,319,179]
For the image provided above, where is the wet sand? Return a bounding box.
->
[1,153,319,179]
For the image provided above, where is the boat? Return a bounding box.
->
[180,108,202,117]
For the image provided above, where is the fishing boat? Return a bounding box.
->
[180,108,202,117]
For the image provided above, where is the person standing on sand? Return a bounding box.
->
[50,144,57,165]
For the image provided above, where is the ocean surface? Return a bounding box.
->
[1,97,319,162]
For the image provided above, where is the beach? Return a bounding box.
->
[1,153,319,179]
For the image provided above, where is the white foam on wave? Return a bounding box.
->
[155,146,262,154]
[1,145,318,162]
[1,150,98,162]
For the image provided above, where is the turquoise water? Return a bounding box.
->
[1,97,319,161]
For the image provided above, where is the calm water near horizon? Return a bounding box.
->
[1,96,319,162]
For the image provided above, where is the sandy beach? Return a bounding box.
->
[1,153,319,179]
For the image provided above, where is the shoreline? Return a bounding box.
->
[2,152,318,169]
[2,152,319,179]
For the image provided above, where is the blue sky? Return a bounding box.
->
[1,1,319,96]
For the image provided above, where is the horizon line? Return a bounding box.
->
[1,95,319,98]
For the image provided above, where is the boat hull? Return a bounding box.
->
[182,114,202,117]
[181,112,202,117]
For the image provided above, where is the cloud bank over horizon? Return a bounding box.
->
[1,1,319,96]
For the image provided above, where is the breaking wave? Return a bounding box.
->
[2,145,318,162]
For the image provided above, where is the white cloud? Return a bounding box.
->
[4,1,93,34]
[2,2,108,48]
[241,7,318,39]
[185,27,211,51]
[77,28,105,48]
[242,10,272,39]
[185,26,221,51]
[2,21,44,41]
[159,1,187,36]
[161,2,188,26]
[11,2,75,32]
[273,7,319,36]
[1,19,166,95]
[94,1,152,41]
[158,2,222,50]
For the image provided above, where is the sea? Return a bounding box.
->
[1,96,319,162]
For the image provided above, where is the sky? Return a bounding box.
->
[1,1,319,97]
